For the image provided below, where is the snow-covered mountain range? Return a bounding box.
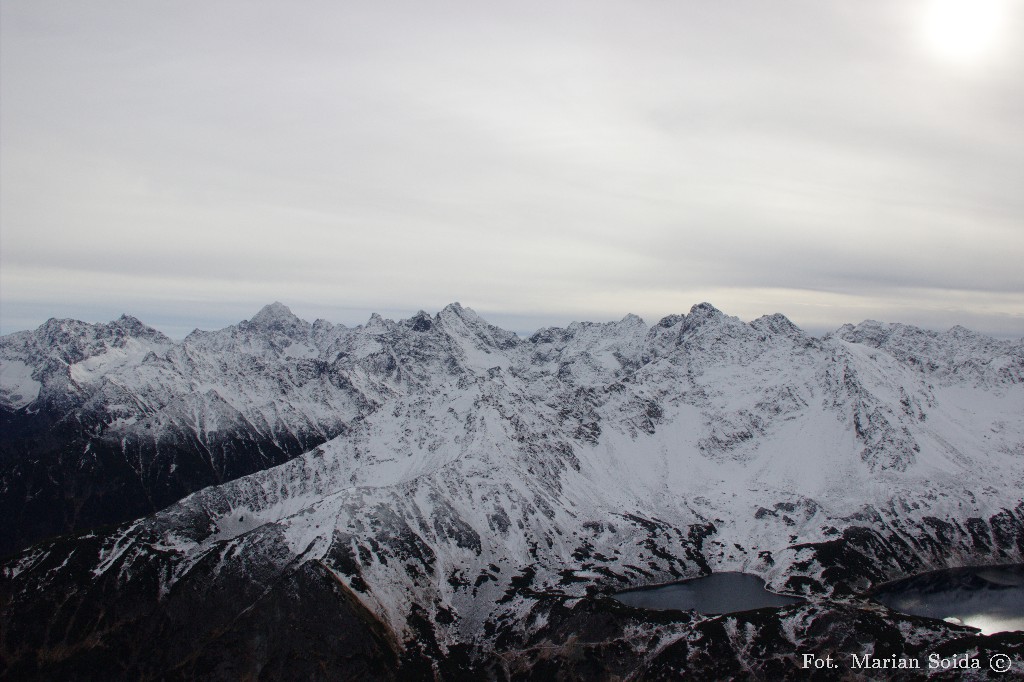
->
[2,302,1022,679]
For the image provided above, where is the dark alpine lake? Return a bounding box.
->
[871,564,1024,635]
[614,572,804,615]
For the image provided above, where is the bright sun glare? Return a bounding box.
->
[922,0,1007,64]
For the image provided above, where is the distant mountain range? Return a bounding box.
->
[2,302,1022,679]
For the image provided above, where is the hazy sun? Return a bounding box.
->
[922,0,1007,64]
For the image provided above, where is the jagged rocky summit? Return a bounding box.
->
[1,302,1022,679]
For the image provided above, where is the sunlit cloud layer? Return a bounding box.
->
[2,1,1022,337]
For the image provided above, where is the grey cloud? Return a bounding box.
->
[1,0,1021,338]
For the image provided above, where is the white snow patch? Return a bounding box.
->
[0,359,41,408]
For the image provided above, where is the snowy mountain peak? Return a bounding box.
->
[833,319,1023,386]
[20,315,170,368]
[654,314,684,329]
[620,312,646,326]
[248,301,301,327]
[364,312,387,328]
[947,324,979,340]
[438,302,520,350]
[439,301,478,325]
[750,312,804,338]
[678,301,741,339]
[113,314,169,341]
[400,310,433,333]
[689,301,723,317]
[311,318,336,334]
[36,314,167,343]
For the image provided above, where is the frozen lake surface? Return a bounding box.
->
[614,572,804,615]
[872,564,1024,635]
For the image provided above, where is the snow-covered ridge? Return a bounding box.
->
[2,302,1021,667]
[1,303,1020,507]
[834,319,1024,386]
[4,302,1019,418]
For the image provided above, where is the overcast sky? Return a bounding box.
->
[2,0,1022,338]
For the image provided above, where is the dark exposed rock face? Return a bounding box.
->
[0,400,339,558]
[0,532,403,681]
[484,596,1024,681]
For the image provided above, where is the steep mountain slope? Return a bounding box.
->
[0,304,371,555]
[2,303,1022,679]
